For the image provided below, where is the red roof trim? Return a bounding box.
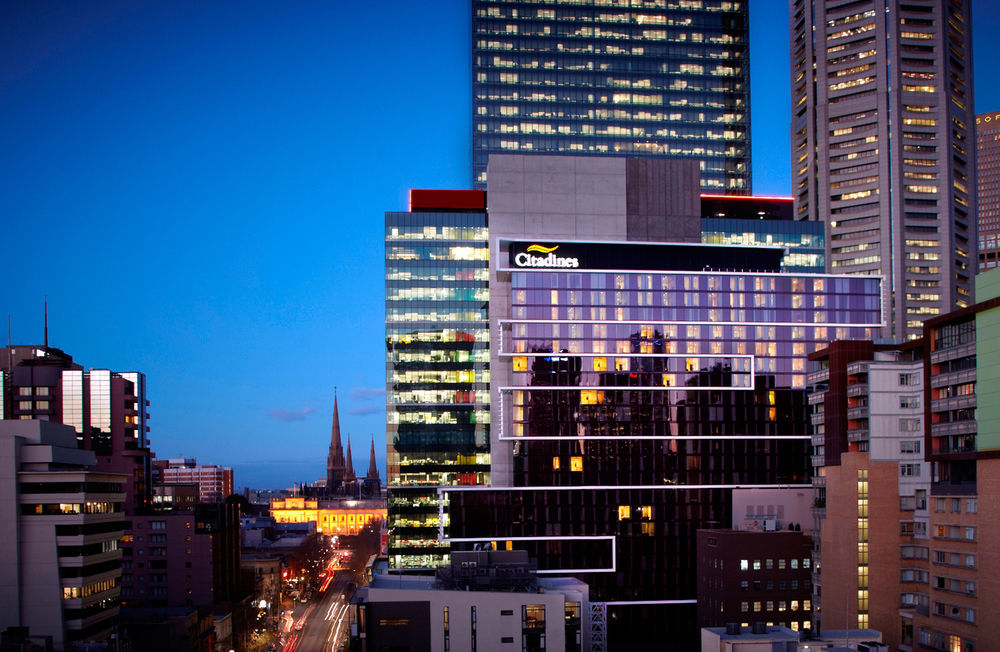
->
[409,189,486,211]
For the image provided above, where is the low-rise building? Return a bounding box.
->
[350,551,588,652]
[701,625,885,652]
[697,529,813,632]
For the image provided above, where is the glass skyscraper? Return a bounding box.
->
[472,0,751,190]
[385,191,492,569]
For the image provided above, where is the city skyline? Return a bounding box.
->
[5,0,1000,489]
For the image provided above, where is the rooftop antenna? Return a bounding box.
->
[44,296,48,347]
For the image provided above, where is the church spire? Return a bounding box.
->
[366,436,379,481]
[344,435,356,482]
[326,390,346,491]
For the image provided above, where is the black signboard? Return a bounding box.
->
[505,240,783,273]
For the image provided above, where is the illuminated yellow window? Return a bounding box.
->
[768,390,775,405]
[618,505,631,520]
[570,456,583,472]
[663,374,675,387]
[769,407,777,421]
[593,356,607,371]
[640,506,652,519]
[615,357,629,371]
[513,356,528,371]
[552,457,560,470]
[641,522,654,536]
[581,390,597,405]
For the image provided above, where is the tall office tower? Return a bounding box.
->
[154,457,234,503]
[975,110,1000,270]
[442,155,882,649]
[0,420,127,651]
[472,0,751,191]
[385,190,491,570]
[0,345,152,511]
[790,0,976,341]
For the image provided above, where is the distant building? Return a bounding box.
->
[976,111,1000,270]
[325,393,381,498]
[152,482,200,511]
[696,529,813,632]
[155,457,234,504]
[269,496,385,536]
[350,551,589,652]
[0,420,127,651]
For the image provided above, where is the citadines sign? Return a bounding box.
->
[511,243,580,268]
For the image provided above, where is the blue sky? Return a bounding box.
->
[2,1,1000,489]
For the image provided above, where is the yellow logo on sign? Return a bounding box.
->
[526,244,559,254]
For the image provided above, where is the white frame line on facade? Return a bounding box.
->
[498,319,884,328]
[604,600,697,606]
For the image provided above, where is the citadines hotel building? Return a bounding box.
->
[437,155,884,649]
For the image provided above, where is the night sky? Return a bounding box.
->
[3,1,1000,489]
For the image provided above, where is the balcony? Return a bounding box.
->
[931,421,976,438]
[811,455,826,468]
[812,474,825,488]
[847,428,869,442]
[930,368,975,388]
[808,391,826,405]
[846,382,868,397]
[931,395,976,414]
[847,405,868,420]
[930,341,975,365]
[808,369,830,385]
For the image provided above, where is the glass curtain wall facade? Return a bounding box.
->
[472,0,751,191]
[447,240,883,648]
[385,210,491,570]
[701,217,825,272]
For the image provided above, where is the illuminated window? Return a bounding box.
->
[593,357,607,371]
[618,505,631,520]
[570,456,583,472]
[513,357,527,371]
[552,457,560,471]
